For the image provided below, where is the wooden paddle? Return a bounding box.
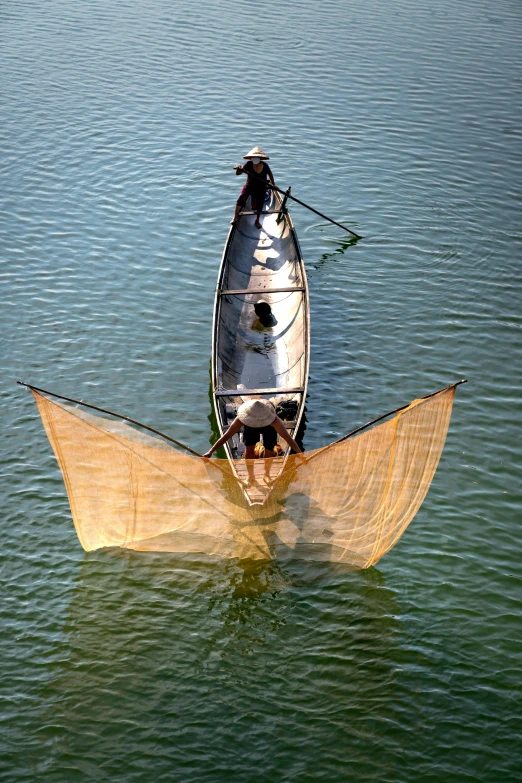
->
[234,165,363,239]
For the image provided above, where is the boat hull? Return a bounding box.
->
[211,192,310,504]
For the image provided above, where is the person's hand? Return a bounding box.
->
[235,165,244,173]
[202,450,213,459]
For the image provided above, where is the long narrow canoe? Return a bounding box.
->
[211,191,310,505]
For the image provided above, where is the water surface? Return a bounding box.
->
[1,0,521,780]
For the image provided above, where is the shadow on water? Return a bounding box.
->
[33,550,405,782]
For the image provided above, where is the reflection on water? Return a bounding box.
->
[312,233,361,270]
[34,552,402,780]
[206,559,290,656]
[207,363,227,458]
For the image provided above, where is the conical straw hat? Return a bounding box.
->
[243,146,269,160]
[237,399,276,427]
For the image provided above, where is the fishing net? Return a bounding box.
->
[32,386,456,568]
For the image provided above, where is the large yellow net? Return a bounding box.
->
[32,386,456,568]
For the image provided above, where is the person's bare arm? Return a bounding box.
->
[272,416,303,454]
[265,164,275,188]
[202,417,242,459]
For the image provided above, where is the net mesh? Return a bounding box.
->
[32,386,455,568]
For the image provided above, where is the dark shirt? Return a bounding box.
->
[243,160,272,190]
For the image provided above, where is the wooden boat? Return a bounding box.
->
[211,190,310,505]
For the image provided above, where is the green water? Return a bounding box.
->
[1,0,521,780]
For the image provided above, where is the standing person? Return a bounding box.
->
[202,399,302,481]
[231,147,276,230]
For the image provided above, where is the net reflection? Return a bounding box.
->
[36,551,404,781]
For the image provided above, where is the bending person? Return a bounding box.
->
[202,399,302,465]
[231,146,275,230]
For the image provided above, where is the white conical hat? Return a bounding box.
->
[243,146,269,160]
[237,399,276,427]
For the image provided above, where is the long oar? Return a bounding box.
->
[235,166,363,239]
[17,381,202,457]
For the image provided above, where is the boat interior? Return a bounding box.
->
[213,192,309,503]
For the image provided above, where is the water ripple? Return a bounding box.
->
[2,0,522,780]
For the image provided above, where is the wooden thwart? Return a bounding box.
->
[239,210,281,216]
[219,286,305,296]
[215,386,305,398]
